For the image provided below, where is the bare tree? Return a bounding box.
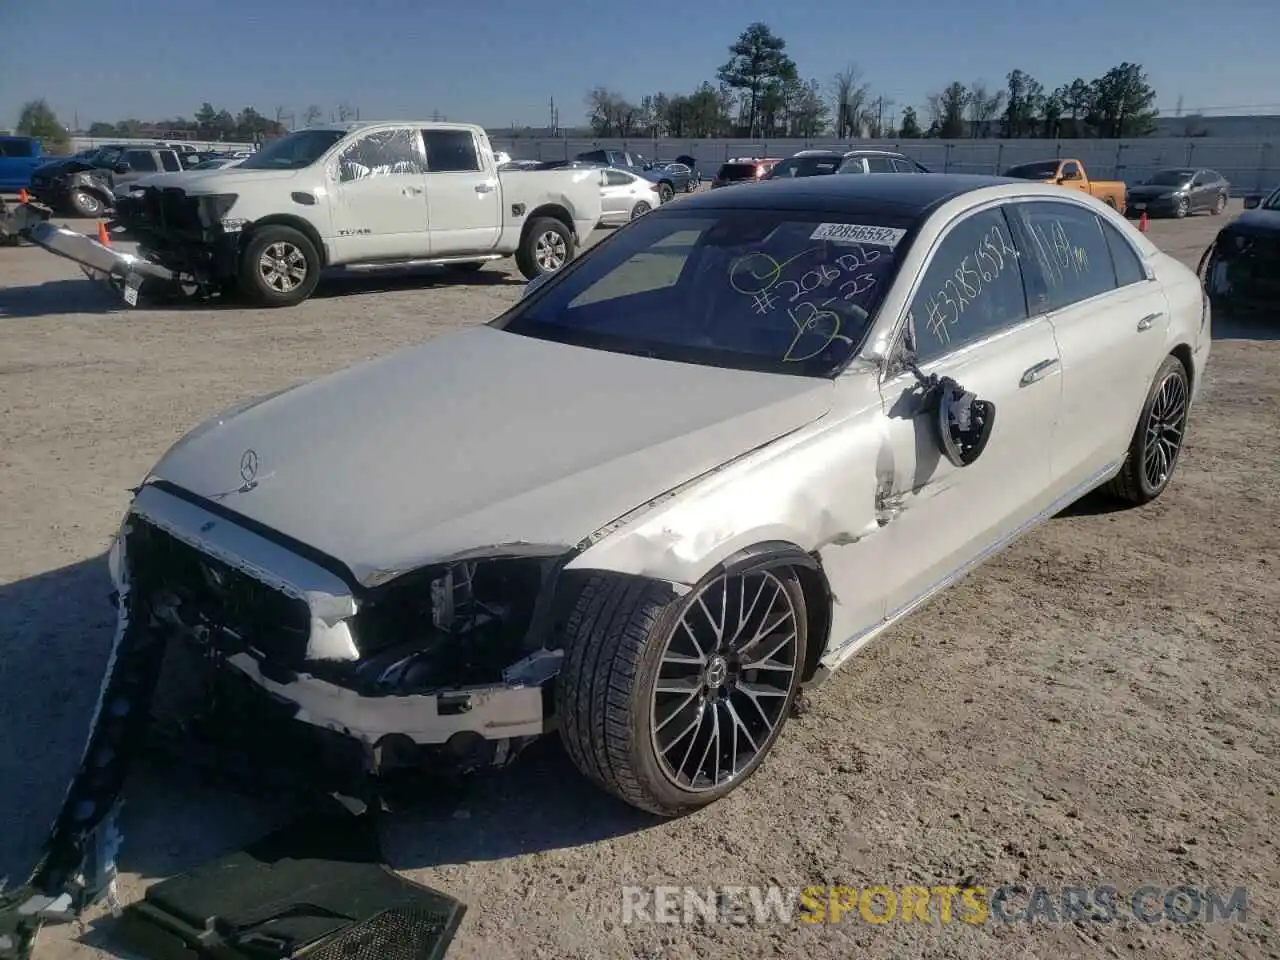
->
[966,80,1005,137]
[829,63,871,139]
[302,104,323,128]
[336,102,355,122]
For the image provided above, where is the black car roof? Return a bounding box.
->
[673,173,1018,216]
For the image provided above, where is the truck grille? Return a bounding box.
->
[126,516,313,669]
[118,186,202,235]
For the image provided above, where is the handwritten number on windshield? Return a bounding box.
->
[785,299,853,362]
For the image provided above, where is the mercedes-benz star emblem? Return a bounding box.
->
[239,448,259,486]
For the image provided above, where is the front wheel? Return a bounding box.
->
[1175,196,1191,219]
[657,181,675,203]
[237,226,321,307]
[1105,355,1190,506]
[630,200,651,220]
[685,177,699,194]
[69,188,105,218]
[515,217,575,280]
[557,567,807,816]
[1212,193,1227,215]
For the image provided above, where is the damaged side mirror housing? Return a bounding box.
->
[1243,195,1260,210]
[933,377,996,468]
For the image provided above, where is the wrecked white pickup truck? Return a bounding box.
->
[29,121,602,307]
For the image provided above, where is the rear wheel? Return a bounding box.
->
[1212,193,1227,215]
[1105,355,1190,505]
[630,200,652,220]
[515,217,575,280]
[685,177,699,194]
[557,567,807,816]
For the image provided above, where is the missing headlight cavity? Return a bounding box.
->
[348,557,557,695]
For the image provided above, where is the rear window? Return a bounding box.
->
[766,157,842,178]
[495,209,916,378]
[718,163,761,181]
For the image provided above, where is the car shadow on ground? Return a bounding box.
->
[0,555,658,925]
[0,277,128,319]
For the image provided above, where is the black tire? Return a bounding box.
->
[515,217,575,280]
[237,225,321,307]
[685,177,699,194]
[69,188,106,218]
[1105,354,1190,506]
[1211,193,1227,215]
[1175,196,1190,219]
[657,181,675,203]
[557,567,808,817]
[630,200,652,220]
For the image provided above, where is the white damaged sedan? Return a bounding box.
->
[105,174,1209,816]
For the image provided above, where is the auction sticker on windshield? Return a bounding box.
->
[809,223,906,248]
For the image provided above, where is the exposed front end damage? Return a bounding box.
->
[120,482,574,793]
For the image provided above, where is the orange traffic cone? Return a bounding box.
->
[1138,211,1149,233]
[17,187,29,204]
[97,221,111,246]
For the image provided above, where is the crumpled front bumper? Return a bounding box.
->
[27,221,178,283]
[0,199,51,243]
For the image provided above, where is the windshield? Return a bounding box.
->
[494,209,914,377]
[237,129,344,170]
[86,146,126,167]
[1002,161,1063,180]
[1147,170,1195,186]
[766,156,842,178]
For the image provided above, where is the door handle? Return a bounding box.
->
[1019,358,1059,387]
[474,181,496,194]
[1137,311,1163,331]
[401,186,423,196]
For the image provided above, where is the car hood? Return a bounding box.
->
[32,158,99,178]
[1128,184,1186,199]
[1226,207,1280,236]
[149,325,834,585]
[154,167,302,194]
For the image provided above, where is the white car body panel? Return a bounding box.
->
[112,178,1209,751]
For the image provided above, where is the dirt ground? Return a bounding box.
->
[1,201,1277,960]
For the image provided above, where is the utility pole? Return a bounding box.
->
[549,96,559,136]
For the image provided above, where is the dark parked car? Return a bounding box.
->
[650,161,699,194]
[27,145,186,217]
[711,157,781,188]
[1201,185,1280,314]
[762,149,930,181]
[1128,168,1230,219]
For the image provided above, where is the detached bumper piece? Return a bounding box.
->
[114,811,464,960]
[0,199,52,245]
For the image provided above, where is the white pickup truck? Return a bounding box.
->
[32,121,603,307]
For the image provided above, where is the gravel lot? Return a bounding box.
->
[1,200,1277,960]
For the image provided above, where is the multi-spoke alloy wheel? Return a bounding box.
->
[650,571,799,793]
[239,225,321,306]
[1106,355,1191,505]
[258,241,308,293]
[1142,369,1188,491]
[557,567,809,816]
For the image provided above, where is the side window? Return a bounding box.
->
[840,159,867,175]
[124,151,157,172]
[423,130,481,173]
[906,207,1029,365]
[604,170,632,187]
[1100,219,1147,287]
[891,158,916,173]
[1012,201,1118,310]
[865,156,895,174]
[339,129,423,182]
[160,152,181,172]
[1060,161,1082,179]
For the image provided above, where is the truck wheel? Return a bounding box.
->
[70,188,105,218]
[238,226,321,307]
[515,218,575,280]
[557,567,807,817]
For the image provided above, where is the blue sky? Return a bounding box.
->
[2,0,1277,131]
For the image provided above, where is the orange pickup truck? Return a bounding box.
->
[1001,158,1127,213]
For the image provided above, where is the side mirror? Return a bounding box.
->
[932,377,996,468]
[1243,195,1261,210]
[523,271,551,299]
[113,163,130,174]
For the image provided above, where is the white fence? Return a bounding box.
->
[489,136,1280,194]
[68,136,258,153]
